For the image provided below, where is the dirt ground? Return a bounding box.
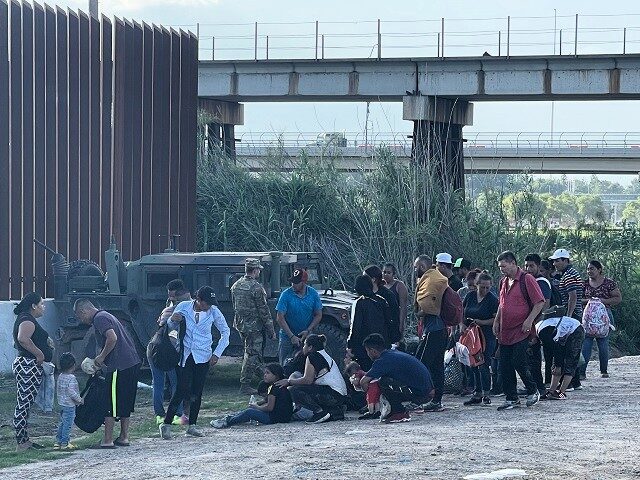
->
[2,356,639,480]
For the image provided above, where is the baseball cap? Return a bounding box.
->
[549,248,571,260]
[435,252,453,264]
[454,258,471,269]
[288,269,309,284]
[245,258,264,270]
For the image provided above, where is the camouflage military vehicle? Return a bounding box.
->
[37,238,356,365]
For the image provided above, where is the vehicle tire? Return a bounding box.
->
[313,321,347,371]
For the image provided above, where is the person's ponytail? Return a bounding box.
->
[305,334,327,351]
[13,292,42,316]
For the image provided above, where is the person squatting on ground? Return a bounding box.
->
[54,352,83,450]
[12,292,53,451]
[231,258,277,395]
[494,251,545,411]
[581,260,621,379]
[536,316,585,400]
[275,269,323,365]
[413,255,449,412]
[276,334,348,424]
[148,279,190,426]
[74,299,142,448]
[211,363,293,428]
[347,274,392,371]
[462,273,498,406]
[345,361,381,420]
[359,334,434,423]
[160,286,230,439]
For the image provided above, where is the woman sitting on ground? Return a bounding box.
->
[581,260,621,379]
[211,363,293,428]
[275,334,348,424]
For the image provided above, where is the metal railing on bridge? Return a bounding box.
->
[180,14,640,61]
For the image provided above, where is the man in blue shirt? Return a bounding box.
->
[360,334,434,424]
[275,269,323,365]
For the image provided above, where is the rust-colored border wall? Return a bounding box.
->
[0,1,198,300]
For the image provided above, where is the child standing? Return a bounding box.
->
[54,353,83,450]
[346,361,381,420]
[210,363,293,428]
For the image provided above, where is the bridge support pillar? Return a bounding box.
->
[199,99,244,160]
[403,96,473,192]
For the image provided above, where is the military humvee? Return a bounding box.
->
[37,238,356,366]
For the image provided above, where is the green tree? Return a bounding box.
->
[576,194,610,224]
[622,199,640,223]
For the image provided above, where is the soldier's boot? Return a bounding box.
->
[239,383,258,395]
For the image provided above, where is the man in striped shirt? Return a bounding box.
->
[550,249,584,320]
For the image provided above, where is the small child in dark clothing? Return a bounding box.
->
[346,361,381,420]
[211,364,293,428]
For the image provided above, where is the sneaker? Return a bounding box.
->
[63,443,77,450]
[379,395,391,420]
[482,396,491,406]
[601,372,610,378]
[383,411,410,423]
[497,399,521,411]
[565,387,575,392]
[573,385,583,391]
[53,443,61,450]
[159,423,172,440]
[171,416,182,426]
[155,415,164,425]
[306,411,331,424]
[358,411,381,420]
[463,396,483,406]
[517,388,528,397]
[422,401,444,412]
[210,417,229,429]
[526,390,540,407]
[358,406,369,415]
[179,414,190,425]
[548,390,567,400]
[185,425,204,437]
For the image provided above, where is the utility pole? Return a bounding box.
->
[89,0,98,18]
[551,8,556,143]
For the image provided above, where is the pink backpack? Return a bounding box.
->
[582,298,610,338]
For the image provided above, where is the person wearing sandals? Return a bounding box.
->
[581,260,622,379]
[536,316,585,400]
[12,292,53,451]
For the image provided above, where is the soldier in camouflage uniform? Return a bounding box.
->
[231,258,276,395]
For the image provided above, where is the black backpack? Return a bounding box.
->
[148,324,181,372]
[75,374,109,433]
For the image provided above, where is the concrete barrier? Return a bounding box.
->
[0,299,65,374]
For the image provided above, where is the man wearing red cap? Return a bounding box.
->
[275,269,323,365]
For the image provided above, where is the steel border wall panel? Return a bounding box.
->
[78,11,90,259]
[44,5,57,297]
[177,31,190,253]
[111,18,125,251]
[140,23,153,255]
[100,16,112,257]
[0,0,10,298]
[129,22,143,259]
[33,2,46,294]
[168,30,180,242]
[89,14,101,264]
[21,2,34,294]
[9,0,22,300]
[150,25,163,255]
[120,20,134,259]
[56,7,68,260]
[67,10,80,261]
[186,33,198,252]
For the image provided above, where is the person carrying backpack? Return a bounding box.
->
[413,255,449,412]
[493,251,545,411]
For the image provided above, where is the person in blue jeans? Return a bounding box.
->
[210,363,293,428]
[462,273,499,406]
[54,353,83,450]
[275,269,323,365]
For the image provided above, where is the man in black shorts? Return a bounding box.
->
[75,299,142,448]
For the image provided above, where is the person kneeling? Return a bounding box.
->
[211,364,292,428]
[346,361,381,420]
[536,317,585,400]
[360,334,434,424]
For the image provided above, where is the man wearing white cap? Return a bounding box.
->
[549,249,583,321]
[435,253,463,291]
